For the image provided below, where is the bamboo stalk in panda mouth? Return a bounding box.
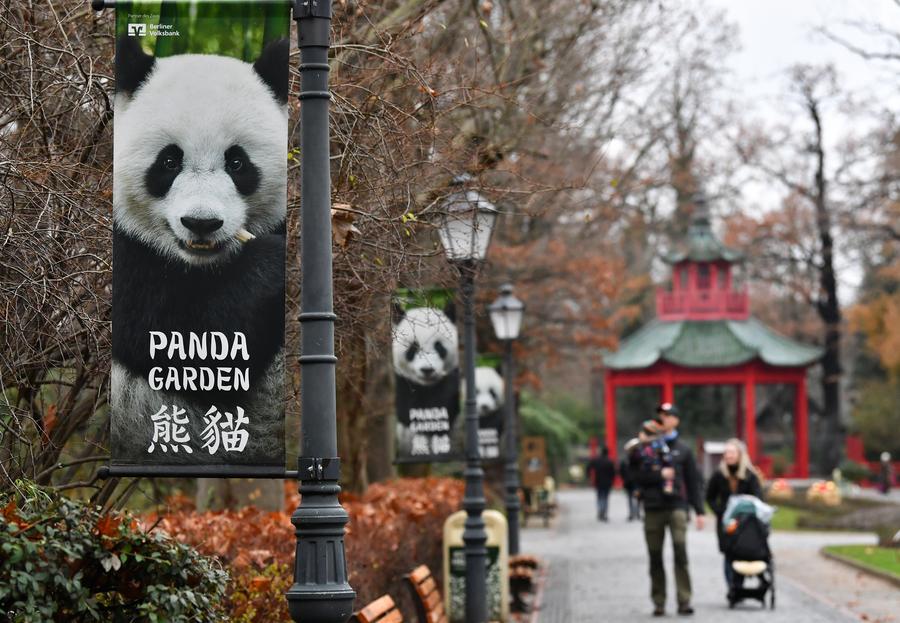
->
[234,228,256,243]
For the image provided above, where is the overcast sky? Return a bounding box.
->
[708,0,900,131]
[702,1,900,298]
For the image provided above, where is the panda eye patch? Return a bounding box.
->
[224,145,260,196]
[434,341,448,359]
[145,144,183,198]
[405,341,419,362]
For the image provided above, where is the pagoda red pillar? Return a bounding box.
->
[744,372,757,461]
[735,384,743,440]
[662,365,674,405]
[794,374,809,478]
[604,372,617,461]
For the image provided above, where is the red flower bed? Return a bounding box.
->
[148,477,463,622]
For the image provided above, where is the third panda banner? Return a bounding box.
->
[473,354,505,462]
[110,1,290,475]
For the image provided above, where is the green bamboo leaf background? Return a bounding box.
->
[116,1,290,61]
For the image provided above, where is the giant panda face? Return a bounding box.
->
[466,366,504,417]
[392,307,459,386]
[113,37,288,266]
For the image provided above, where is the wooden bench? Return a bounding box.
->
[352,594,403,623]
[510,554,540,613]
[404,564,447,623]
[510,554,539,570]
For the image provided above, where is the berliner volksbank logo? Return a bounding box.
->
[127,22,180,37]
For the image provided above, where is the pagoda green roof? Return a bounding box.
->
[604,318,822,370]
[663,214,743,264]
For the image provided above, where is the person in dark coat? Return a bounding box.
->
[620,438,641,520]
[878,452,894,495]
[587,446,616,521]
[631,404,705,617]
[705,438,763,592]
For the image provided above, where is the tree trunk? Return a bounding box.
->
[808,96,844,472]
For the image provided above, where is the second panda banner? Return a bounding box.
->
[392,288,462,463]
[391,289,506,464]
[110,1,290,475]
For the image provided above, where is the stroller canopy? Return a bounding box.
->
[723,494,774,526]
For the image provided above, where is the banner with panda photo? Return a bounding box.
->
[392,288,463,463]
[110,1,290,476]
[473,354,505,463]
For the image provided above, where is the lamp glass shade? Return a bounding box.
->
[438,190,498,261]
[489,285,524,340]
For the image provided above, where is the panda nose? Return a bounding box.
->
[181,216,224,236]
[420,367,435,378]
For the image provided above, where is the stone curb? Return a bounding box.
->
[819,547,900,589]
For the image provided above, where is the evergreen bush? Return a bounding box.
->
[0,482,227,622]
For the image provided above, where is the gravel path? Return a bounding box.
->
[520,488,890,622]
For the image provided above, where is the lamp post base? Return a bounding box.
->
[287,460,355,623]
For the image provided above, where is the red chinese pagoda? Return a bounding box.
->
[603,209,822,477]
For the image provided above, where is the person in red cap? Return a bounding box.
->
[631,402,705,617]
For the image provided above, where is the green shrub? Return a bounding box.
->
[852,378,900,458]
[771,452,791,477]
[519,392,581,475]
[838,460,873,483]
[0,481,227,622]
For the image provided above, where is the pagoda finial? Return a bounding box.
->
[663,191,742,264]
[690,192,711,230]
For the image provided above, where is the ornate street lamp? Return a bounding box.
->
[287,1,355,621]
[488,284,525,555]
[437,177,498,623]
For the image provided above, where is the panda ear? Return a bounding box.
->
[116,35,156,97]
[253,38,290,104]
[443,300,456,323]
[391,300,406,325]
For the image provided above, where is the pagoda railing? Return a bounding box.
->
[656,288,749,321]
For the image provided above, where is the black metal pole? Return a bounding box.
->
[502,338,521,556]
[460,262,488,623]
[287,1,355,621]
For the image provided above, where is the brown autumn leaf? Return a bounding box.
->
[249,576,272,592]
[2,500,27,528]
[96,513,123,542]
[42,403,58,445]
[331,203,361,248]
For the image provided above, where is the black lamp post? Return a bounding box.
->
[437,178,498,623]
[488,284,524,556]
[287,1,355,622]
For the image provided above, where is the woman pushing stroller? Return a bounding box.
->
[705,439,772,607]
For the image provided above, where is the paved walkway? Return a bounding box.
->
[521,488,894,622]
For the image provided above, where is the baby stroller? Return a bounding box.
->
[722,495,775,610]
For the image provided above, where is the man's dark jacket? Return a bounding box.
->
[630,435,705,515]
[587,456,616,491]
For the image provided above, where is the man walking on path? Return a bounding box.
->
[632,403,705,617]
[586,446,616,521]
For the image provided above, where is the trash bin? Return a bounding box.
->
[443,509,509,622]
